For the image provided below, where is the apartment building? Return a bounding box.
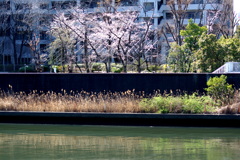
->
[0,0,232,70]
[139,0,233,60]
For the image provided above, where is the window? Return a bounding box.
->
[40,44,47,53]
[40,3,49,9]
[187,12,195,19]
[2,55,11,64]
[0,28,10,37]
[62,1,77,9]
[40,31,49,40]
[187,12,201,19]
[51,1,61,9]
[16,31,32,40]
[158,0,163,10]
[208,0,222,4]
[191,0,203,4]
[158,17,163,25]
[15,3,32,10]
[0,1,10,10]
[116,0,138,6]
[80,0,100,8]
[144,2,154,12]
[166,13,173,19]
[52,1,77,9]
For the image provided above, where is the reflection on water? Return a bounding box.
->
[0,124,240,160]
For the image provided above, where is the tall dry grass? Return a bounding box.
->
[0,89,143,113]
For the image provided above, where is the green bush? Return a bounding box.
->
[182,94,215,113]
[139,98,158,113]
[205,75,234,105]
[111,64,123,73]
[18,65,35,72]
[92,63,103,72]
[140,93,216,114]
[148,65,161,72]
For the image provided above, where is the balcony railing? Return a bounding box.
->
[213,62,240,73]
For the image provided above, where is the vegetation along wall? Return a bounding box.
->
[0,73,240,94]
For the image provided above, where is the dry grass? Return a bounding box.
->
[217,90,240,114]
[217,103,240,114]
[0,90,143,113]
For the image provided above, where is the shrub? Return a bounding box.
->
[140,96,183,113]
[139,98,158,113]
[182,94,216,113]
[148,65,161,72]
[140,93,216,114]
[111,64,123,73]
[205,75,234,106]
[92,63,103,72]
[18,65,35,72]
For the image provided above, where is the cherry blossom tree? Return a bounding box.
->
[49,6,158,73]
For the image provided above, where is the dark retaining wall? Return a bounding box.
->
[1,112,240,127]
[0,73,240,94]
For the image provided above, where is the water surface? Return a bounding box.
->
[1,124,240,160]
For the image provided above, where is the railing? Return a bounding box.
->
[213,62,240,73]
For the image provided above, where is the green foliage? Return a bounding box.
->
[218,37,240,62]
[148,65,161,72]
[180,19,207,51]
[168,43,193,72]
[92,63,104,72]
[18,65,35,72]
[195,34,240,72]
[196,33,225,72]
[182,94,215,113]
[168,20,207,73]
[140,93,216,114]
[234,26,240,39]
[205,75,234,105]
[168,19,240,73]
[111,64,123,73]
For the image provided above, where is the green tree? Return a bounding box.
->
[180,19,207,52]
[218,37,240,62]
[205,75,234,106]
[234,26,240,39]
[168,42,184,72]
[168,19,207,72]
[196,33,225,72]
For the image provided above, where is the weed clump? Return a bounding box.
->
[140,93,216,114]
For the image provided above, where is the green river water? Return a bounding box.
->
[0,124,240,160]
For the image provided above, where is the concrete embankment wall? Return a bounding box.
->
[0,73,240,94]
[1,112,240,127]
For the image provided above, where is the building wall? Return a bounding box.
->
[0,0,233,67]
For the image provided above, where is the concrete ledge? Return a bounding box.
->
[1,111,240,127]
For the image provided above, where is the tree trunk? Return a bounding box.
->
[137,57,141,73]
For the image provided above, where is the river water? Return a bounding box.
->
[0,124,240,160]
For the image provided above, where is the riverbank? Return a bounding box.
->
[1,111,240,127]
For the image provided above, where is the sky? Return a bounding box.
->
[234,0,240,21]
[234,0,240,13]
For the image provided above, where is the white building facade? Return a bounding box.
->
[0,0,231,70]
